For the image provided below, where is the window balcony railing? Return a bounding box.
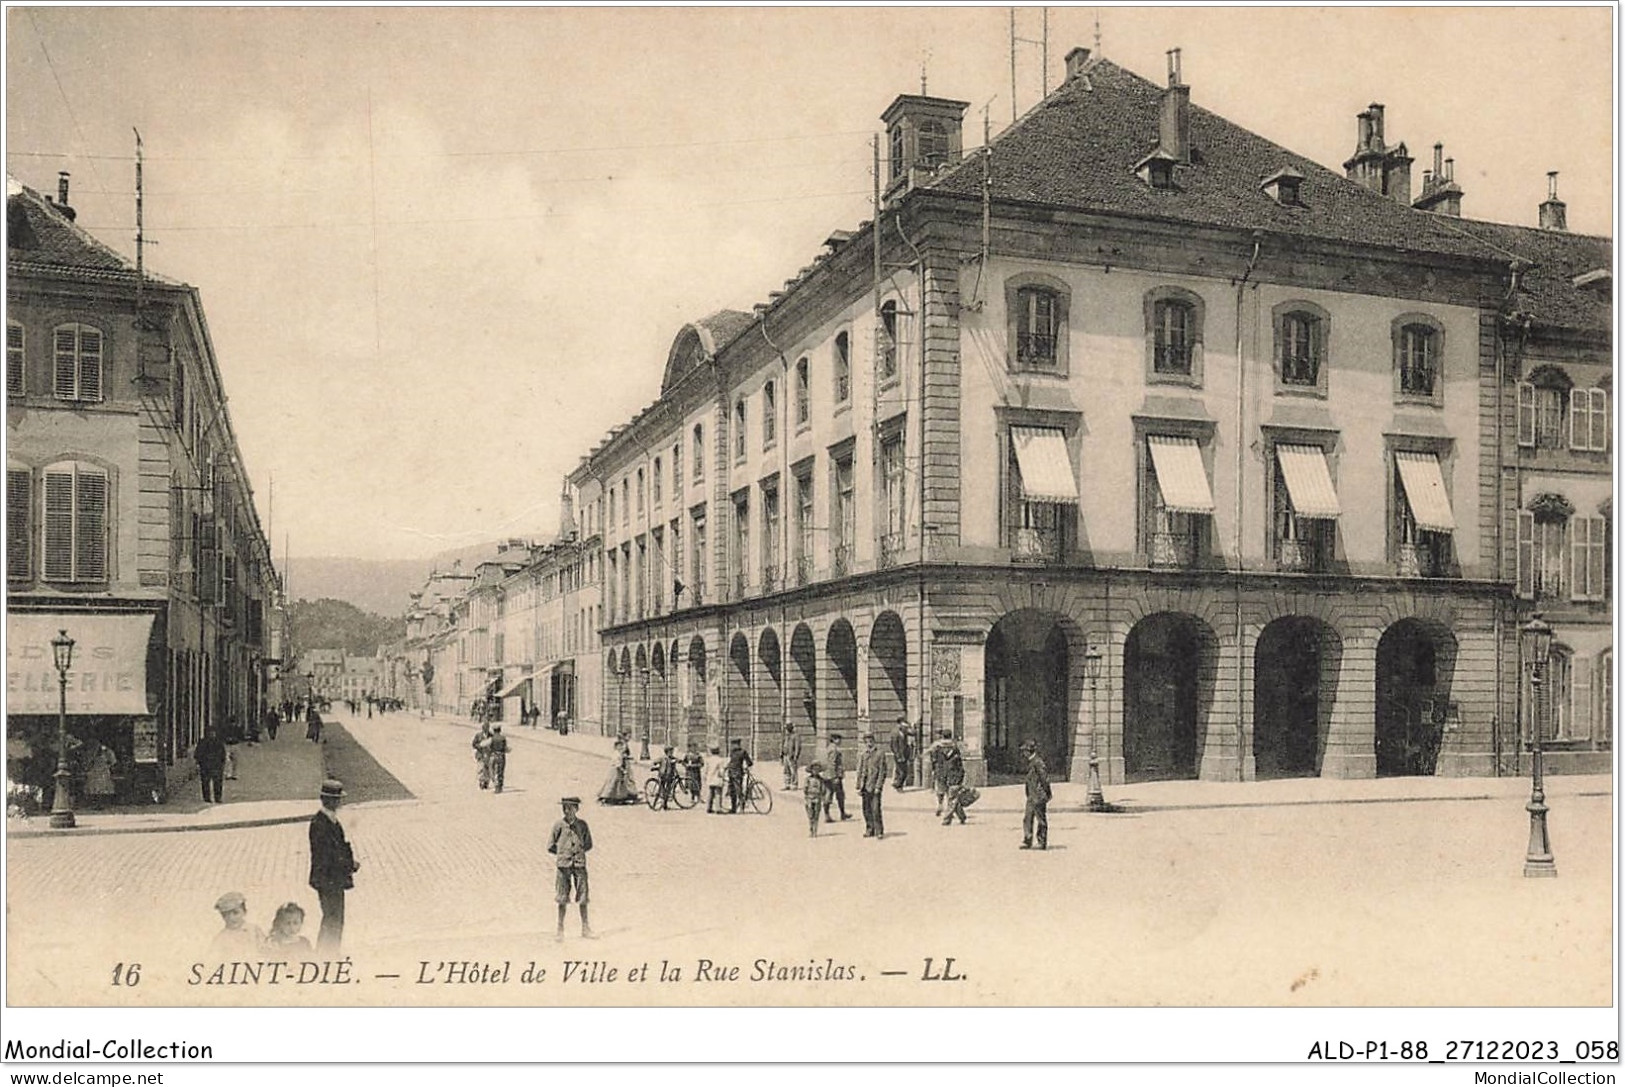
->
[1277,538,1330,574]
[1148,532,1198,569]
[1396,540,1451,579]
[1012,525,1063,564]
[832,544,853,579]
[878,532,904,569]
[795,556,813,587]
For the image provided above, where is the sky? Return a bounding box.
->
[5,6,1613,562]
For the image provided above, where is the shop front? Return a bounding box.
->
[6,608,167,810]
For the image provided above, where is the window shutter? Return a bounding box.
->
[1590,389,1609,452]
[1516,510,1535,598]
[77,329,103,401]
[1587,515,1607,601]
[7,323,23,395]
[74,470,108,582]
[1571,655,1592,740]
[42,469,74,580]
[7,468,30,579]
[1568,387,1587,450]
[1516,383,1536,447]
[53,328,78,399]
[1571,516,1590,599]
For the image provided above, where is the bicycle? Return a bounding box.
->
[644,771,698,810]
[742,771,773,815]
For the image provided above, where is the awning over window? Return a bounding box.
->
[1011,426,1079,503]
[498,674,536,699]
[1276,444,1342,519]
[1147,435,1215,514]
[1395,451,1456,533]
[5,611,156,716]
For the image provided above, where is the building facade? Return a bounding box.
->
[7,175,280,802]
[572,50,1610,785]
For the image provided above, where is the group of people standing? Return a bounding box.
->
[472,722,511,792]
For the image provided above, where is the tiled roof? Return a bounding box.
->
[6,178,177,284]
[694,309,756,355]
[928,59,1505,262]
[1443,220,1612,336]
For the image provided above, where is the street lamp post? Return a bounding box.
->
[48,630,77,829]
[1521,613,1556,878]
[1085,642,1106,812]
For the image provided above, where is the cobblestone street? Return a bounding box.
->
[5,707,1613,1009]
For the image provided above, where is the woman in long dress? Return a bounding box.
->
[597,737,639,804]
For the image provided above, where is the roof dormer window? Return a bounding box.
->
[1134,149,1179,191]
[1261,167,1305,207]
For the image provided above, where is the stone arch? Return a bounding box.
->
[868,610,909,729]
[726,631,752,746]
[825,619,859,741]
[789,623,817,742]
[757,627,783,759]
[1254,615,1343,778]
[1123,612,1221,781]
[984,608,1087,781]
[1375,618,1458,777]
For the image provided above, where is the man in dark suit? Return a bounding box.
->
[822,733,850,822]
[890,719,913,791]
[194,728,227,803]
[308,778,359,950]
[1021,739,1052,850]
[855,733,892,839]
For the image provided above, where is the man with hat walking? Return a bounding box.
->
[308,778,359,950]
[547,796,594,940]
[486,724,510,793]
[890,719,913,791]
[1021,739,1051,850]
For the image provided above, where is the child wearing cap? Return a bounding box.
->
[209,891,265,957]
[802,763,828,838]
[547,797,593,939]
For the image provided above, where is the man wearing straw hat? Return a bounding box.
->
[308,778,359,950]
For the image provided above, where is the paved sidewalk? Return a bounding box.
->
[10,703,1611,836]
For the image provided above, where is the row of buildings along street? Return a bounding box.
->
[373,49,1610,791]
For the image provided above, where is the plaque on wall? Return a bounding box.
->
[932,646,960,693]
[132,718,159,763]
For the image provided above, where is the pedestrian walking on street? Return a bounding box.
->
[890,719,913,791]
[928,729,957,818]
[1021,739,1051,850]
[937,734,969,826]
[473,722,493,790]
[856,733,890,839]
[821,733,850,822]
[726,737,753,814]
[223,744,238,781]
[263,706,280,742]
[653,745,680,809]
[597,736,640,804]
[683,741,704,805]
[802,762,828,837]
[209,891,265,957]
[194,728,227,804]
[547,797,593,940]
[781,723,802,790]
[308,778,359,951]
[486,725,509,793]
[305,705,323,743]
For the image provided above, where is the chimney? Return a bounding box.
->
[1344,104,1405,198]
[1159,48,1191,163]
[1065,47,1091,81]
[53,171,76,221]
[1539,171,1568,231]
[1413,141,1464,217]
[1383,141,1413,206]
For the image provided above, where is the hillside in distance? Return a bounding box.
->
[284,541,542,618]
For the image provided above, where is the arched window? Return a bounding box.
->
[795,358,810,426]
[693,423,705,482]
[763,381,777,446]
[1393,316,1444,400]
[1144,286,1205,383]
[1273,302,1329,394]
[889,124,905,182]
[1005,275,1071,374]
[878,301,899,382]
[52,323,104,402]
[733,398,747,460]
[833,332,851,405]
[40,459,109,583]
